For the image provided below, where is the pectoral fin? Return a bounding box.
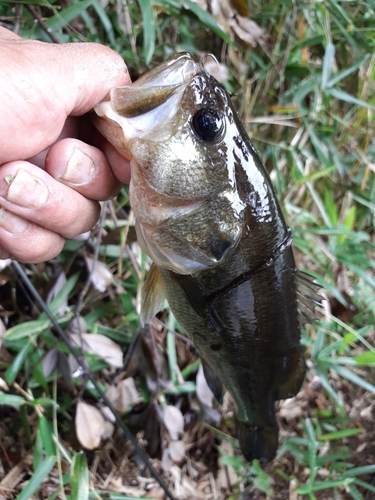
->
[141,263,165,325]
[295,270,323,327]
[168,272,222,332]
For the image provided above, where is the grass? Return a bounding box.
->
[0,0,374,499]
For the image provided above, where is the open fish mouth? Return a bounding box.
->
[95,53,204,144]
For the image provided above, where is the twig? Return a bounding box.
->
[11,260,177,500]
[25,5,60,44]
[75,202,108,318]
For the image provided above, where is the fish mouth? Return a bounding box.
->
[95,53,204,144]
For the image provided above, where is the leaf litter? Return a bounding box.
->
[1,2,375,499]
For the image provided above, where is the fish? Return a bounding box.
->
[94,53,321,463]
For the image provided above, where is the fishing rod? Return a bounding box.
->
[12,260,177,500]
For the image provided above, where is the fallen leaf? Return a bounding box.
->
[75,401,106,450]
[161,447,173,471]
[145,486,166,499]
[211,0,268,50]
[42,349,58,377]
[84,255,115,293]
[0,319,5,349]
[203,58,230,83]
[46,271,67,316]
[70,333,123,368]
[168,440,185,463]
[106,377,140,413]
[0,259,11,272]
[196,365,221,424]
[162,405,184,440]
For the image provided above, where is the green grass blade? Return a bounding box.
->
[297,478,354,494]
[344,465,375,477]
[333,365,375,394]
[353,479,375,494]
[139,0,156,65]
[15,457,56,500]
[326,55,370,88]
[5,341,34,385]
[92,1,115,45]
[46,272,79,317]
[326,88,375,112]
[320,428,363,441]
[39,416,56,457]
[0,394,25,406]
[44,0,95,32]
[70,452,89,500]
[321,43,335,88]
[5,318,51,341]
[180,0,232,45]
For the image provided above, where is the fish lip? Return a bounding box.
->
[134,52,203,88]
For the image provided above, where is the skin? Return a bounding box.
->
[0,27,132,263]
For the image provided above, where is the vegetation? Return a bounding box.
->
[0,0,374,498]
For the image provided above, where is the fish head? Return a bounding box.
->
[94,53,275,274]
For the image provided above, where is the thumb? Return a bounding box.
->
[0,28,130,161]
[53,42,131,116]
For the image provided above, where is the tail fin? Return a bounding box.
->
[237,421,278,463]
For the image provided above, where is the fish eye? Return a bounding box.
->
[191,108,225,142]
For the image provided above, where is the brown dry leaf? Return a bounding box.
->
[84,255,115,293]
[218,440,238,489]
[232,15,267,48]
[161,447,173,471]
[106,377,140,413]
[0,259,11,272]
[168,440,185,463]
[70,333,123,368]
[42,348,59,377]
[75,400,106,450]
[161,440,185,471]
[46,271,67,316]
[203,58,230,84]
[145,486,166,499]
[108,477,146,497]
[162,405,184,440]
[211,0,268,50]
[0,319,6,349]
[196,365,221,424]
[0,459,25,491]
[279,396,304,419]
[170,465,206,499]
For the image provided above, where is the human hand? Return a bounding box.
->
[0,27,131,263]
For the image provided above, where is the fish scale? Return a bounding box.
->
[94,52,321,462]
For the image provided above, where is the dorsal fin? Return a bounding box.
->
[141,263,166,325]
[295,270,323,328]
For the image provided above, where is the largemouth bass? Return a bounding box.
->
[94,53,321,463]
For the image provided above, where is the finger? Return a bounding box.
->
[0,162,101,239]
[28,117,79,169]
[45,138,122,200]
[0,209,64,263]
[1,30,131,162]
[91,129,131,184]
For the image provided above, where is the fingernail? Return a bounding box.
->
[0,209,29,234]
[60,148,96,186]
[6,169,49,208]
